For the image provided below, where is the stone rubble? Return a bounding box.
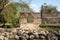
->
[0,28,60,40]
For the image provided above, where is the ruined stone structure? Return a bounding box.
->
[41,5,60,25]
[20,5,60,26]
[20,12,41,25]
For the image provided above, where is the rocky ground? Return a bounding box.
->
[0,23,60,40]
[0,28,60,40]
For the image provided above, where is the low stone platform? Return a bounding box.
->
[20,23,40,30]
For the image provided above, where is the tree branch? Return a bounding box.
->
[4,2,11,8]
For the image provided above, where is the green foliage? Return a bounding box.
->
[42,4,58,13]
[0,0,9,24]
[17,2,33,12]
[0,0,33,28]
[0,2,19,28]
[0,0,9,9]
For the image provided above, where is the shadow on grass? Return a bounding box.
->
[39,24,60,30]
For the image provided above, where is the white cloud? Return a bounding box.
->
[29,4,37,8]
[29,4,39,12]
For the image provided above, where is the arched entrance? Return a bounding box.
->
[27,13,34,23]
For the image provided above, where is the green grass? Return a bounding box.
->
[38,27,60,31]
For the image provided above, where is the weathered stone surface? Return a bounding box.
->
[20,23,40,30]
[0,28,60,40]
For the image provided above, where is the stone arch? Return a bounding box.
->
[27,13,34,23]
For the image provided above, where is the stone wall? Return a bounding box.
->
[34,19,41,25]
[20,12,41,25]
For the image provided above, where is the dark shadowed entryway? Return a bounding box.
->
[27,13,34,23]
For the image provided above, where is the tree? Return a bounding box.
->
[1,2,18,27]
[17,2,33,12]
[0,0,33,28]
[41,3,57,14]
[0,0,9,12]
[0,0,10,27]
[0,0,18,27]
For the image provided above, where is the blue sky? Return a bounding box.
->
[12,0,60,12]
